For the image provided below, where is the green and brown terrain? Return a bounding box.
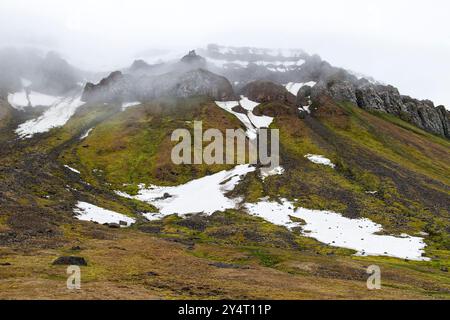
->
[0,46,449,299]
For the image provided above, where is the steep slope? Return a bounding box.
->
[199,44,449,138]
[0,46,449,299]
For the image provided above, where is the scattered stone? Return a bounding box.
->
[440,266,448,272]
[52,256,87,266]
[119,220,128,226]
[107,223,120,229]
[208,262,248,269]
[70,246,82,251]
[0,262,11,266]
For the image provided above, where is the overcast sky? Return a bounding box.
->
[1,0,449,107]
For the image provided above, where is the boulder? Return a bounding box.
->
[52,256,87,266]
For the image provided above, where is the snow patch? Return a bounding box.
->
[215,96,273,140]
[16,95,84,138]
[245,199,428,261]
[239,96,259,111]
[7,91,29,109]
[284,81,317,96]
[305,154,335,168]
[64,165,80,174]
[80,128,94,140]
[73,201,136,227]
[116,164,255,216]
[122,101,141,110]
[28,91,61,107]
[215,100,257,139]
[260,166,285,180]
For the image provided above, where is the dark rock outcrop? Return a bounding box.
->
[82,68,235,103]
[173,69,233,100]
[52,256,87,266]
[81,71,133,103]
[312,78,450,138]
[239,80,296,104]
[180,50,206,68]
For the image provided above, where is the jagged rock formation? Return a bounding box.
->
[311,78,450,138]
[200,45,449,138]
[180,50,206,67]
[82,64,234,103]
[82,71,133,103]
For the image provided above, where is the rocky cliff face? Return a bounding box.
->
[80,47,449,138]
[82,68,234,103]
[311,78,450,138]
[81,71,134,103]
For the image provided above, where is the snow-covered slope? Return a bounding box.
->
[16,93,84,138]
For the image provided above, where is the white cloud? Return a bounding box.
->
[0,0,449,106]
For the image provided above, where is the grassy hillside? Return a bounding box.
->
[0,95,449,299]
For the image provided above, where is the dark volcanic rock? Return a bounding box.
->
[82,68,235,103]
[312,78,450,138]
[81,71,132,103]
[180,50,207,68]
[52,256,87,266]
[240,80,296,104]
[253,102,294,117]
[231,104,248,114]
[174,69,234,100]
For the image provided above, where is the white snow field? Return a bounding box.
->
[245,199,428,261]
[305,154,336,168]
[73,201,136,227]
[122,101,141,110]
[215,96,273,140]
[116,164,256,216]
[113,162,427,260]
[16,94,84,138]
[8,90,62,110]
[284,81,317,96]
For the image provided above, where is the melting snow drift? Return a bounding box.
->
[215,96,273,140]
[16,94,84,138]
[64,165,80,174]
[74,201,135,227]
[122,101,141,110]
[305,154,335,168]
[113,162,427,261]
[245,199,428,261]
[117,164,256,216]
[8,90,61,110]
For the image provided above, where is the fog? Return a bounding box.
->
[1,0,449,106]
